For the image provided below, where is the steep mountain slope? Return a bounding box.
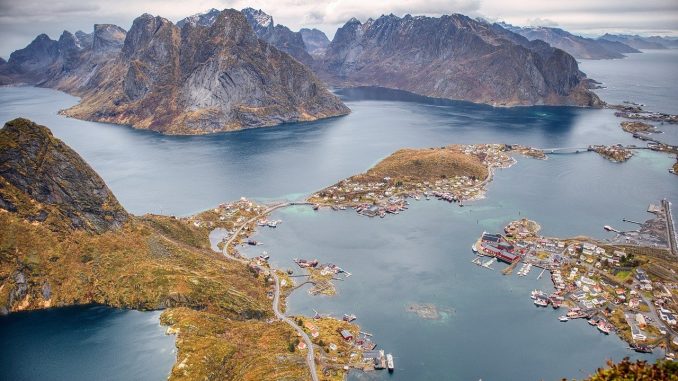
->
[500,24,639,59]
[300,28,331,55]
[320,14,601,107]
[240,8,313,65]
[0,117,272,317]
[0,118,128,233]
[2,9,348,135]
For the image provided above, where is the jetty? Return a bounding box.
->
[537,268,546,280]
[502,260,521,275]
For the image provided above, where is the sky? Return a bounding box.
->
[1,0,677,58]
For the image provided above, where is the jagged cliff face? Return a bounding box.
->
[320,14,602,107]
[300,28,330,55]
[60,10,348,134]
[2,9,348,135]
[0,118,128,233]
[499,24,639,59]
[240,8,313,65]
[179,8,314,65]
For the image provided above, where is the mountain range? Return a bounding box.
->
[0,8,618,134]
[0,9,348,135]
[499,23,640,59]
[318,14,600,107]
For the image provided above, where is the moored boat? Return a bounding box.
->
[559,316,569,322]
[386,353,394,372]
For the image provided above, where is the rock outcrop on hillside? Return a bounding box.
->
[319,14,602,107]
[0,118,128,233]
[1,9,349,134]
[300,28,330,55]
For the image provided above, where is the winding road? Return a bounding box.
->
[220,201,318,381]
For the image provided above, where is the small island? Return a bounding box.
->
[308,144,545,216]
[590,144,634,162]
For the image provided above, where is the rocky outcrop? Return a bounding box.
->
[319,14,601,107]
[0,118,128,233]
[2,9,348,134]
[499,23,639,59]
[240,8,313,65]
[300,28,330,55]
[179,8,314,65]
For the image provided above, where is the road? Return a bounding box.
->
[272,272,319,381]
[220,201,319,381]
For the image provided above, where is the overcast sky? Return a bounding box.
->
[1,0,677,58]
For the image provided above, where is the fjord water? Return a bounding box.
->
[0,306,175,381]
[0,50,677,380]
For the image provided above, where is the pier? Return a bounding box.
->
[663,199,677,256]
[537,268,546,280]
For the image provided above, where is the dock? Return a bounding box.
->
[502,259,521,275]
[537,268,546,280]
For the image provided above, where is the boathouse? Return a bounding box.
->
[339,329,353,341]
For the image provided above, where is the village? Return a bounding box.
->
[471,201,678,359]
[308,144,546,218]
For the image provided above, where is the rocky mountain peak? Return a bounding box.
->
[7,33,59,73]
[241,7,274,31]
[122,13,176,59]
[0,118,128,233]
[299,28,330,55]
[176,8,220,28]
[92,24,126,53]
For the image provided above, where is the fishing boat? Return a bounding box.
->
[534,298,548,307]
[472,244,478,253]
[267,220,278,228]
[588,319,597,326]
[531,290,546,299]
[631,344,652,354]
[558,316,569,322]
[386,353,394,372]
[247,240,258,246]
[597,321,611,334]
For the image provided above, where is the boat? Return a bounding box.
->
[313,204,319,211]
[267,220,278,228]
[631,344,652,354]
[343,314,357,322]
[386,353,394,372]
[531,290,546,300]
[247,240,258,246]
[588,319,597,326]
[472,244,478,253]
[597,321,611,334]
[558,316,569,322]
[534,298,548,307]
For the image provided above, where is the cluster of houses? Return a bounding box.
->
[309,144,532,214]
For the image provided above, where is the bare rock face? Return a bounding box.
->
[0,118,128,233]
[2,9,348,135]
[300,28,330,55]
[61,9,348,134]
[320,14,602,107]
[499,23,639,59]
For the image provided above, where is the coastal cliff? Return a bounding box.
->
[319,14,602,107]
[0,9,349,135]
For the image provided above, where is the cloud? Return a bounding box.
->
[526,17,559,27]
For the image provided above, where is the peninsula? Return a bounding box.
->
[0,118,368,381]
